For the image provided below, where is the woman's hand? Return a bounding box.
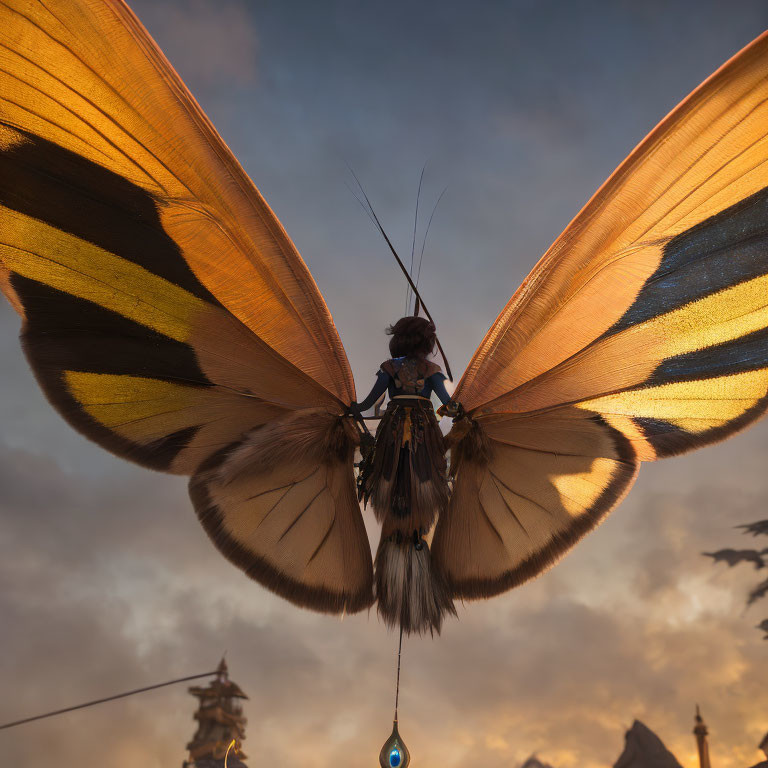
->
[437,400,464,419]
[359,430,375,459]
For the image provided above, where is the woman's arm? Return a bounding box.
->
[430,373,463,418]
[429,373,453,406]
[355,370,390,412]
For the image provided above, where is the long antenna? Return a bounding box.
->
[345,181,380,230]
[406,166,426,315]
[0,670,218,731]
[415,186,448,294]
[347,168,453,380]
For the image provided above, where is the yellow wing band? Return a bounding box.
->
[0,207,208,342]
[577,369,768,433]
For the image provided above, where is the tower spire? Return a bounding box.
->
[693,705,712,768]
[182,658,248,768]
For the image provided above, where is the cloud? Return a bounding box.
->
[1,434,767,768]
[133,0,259,88]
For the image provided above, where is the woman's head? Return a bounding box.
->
[386,316,437,359]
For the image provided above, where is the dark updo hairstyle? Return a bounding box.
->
[386,316,437,359]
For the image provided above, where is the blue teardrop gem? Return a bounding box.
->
[379,720,410,767]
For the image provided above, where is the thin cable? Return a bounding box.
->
[0,670,218,731]
[394,624,404,722]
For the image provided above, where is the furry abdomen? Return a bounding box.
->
[374,533,456,635]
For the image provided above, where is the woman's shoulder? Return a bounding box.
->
[381,357,442,378]
[380,358,400,377]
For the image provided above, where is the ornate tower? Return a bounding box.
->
[693,706,711,768]
[182,659,248,768]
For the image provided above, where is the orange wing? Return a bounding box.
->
[434,31,768,599]
[434,410,638,598]
[0,0,372,613]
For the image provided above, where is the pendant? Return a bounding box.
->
[379,719,410,767]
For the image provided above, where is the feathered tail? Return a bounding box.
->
[374,531,456,635]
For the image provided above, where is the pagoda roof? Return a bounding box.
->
[193,707,246,731]
[189,681,248,700]
[185,660,249,767]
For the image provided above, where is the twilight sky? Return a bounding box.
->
[2,1,768,766]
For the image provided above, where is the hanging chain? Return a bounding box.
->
[394,624,404,722]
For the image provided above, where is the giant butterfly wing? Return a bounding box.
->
[0,0,372,613]
[433,31,768,599]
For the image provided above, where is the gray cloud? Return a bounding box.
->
[137,0,259,88]
[2,431,767,767]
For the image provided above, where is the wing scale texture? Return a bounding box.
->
[435,32,768,598]
[0,0,372,613]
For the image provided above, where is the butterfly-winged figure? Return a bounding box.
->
[1,1,768,635]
